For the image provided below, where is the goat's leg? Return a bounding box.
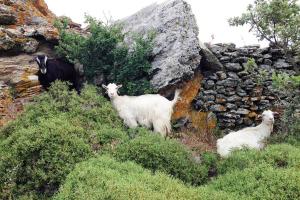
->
[153,120,167,137]
[124,118,138,128]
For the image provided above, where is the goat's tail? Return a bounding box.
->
[171,89,181,107]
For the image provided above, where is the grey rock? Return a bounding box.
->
[203,95,215,101]
[216,86,226,94]
[216,71,227,80]
[273,59,292,69]
[226,103,237,110]
[227,95,242,102]
[236,87,247,97]
[232,56,248,63]
[263,54,272,59]
[203,90,217,95]
[237,48,249,56]
[223,51,238,58]
[237,71,249,77]
[210,104,226,112]
[225,63,243,72]
[221,113,240,119]
[259,64,272,71]
[204,79,215,89]
[21,38,39,53]
[193,99,204,111]
[119,0,201,89]
[236,108,250,115]
[208,73,218,80]
[0,5,17,25]
[216,78,239,87]
[263,59,272,65]
[200,42,224,71]
[219,56,230,62]
[30,16,48,26]
[227,72,239,79]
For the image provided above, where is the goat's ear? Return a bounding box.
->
[35,57,40,64]
[101,84,107,90]
[257,114,262,119]
[44,56,48,65]
[272,111,279,115]
[117,84,122,89]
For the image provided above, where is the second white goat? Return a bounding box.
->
[217,110,278,157]
[102,83,180,137]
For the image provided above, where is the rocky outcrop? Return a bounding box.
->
[0,0,59,126]
[120,0,202,90]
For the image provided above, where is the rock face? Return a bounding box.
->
[0,0,59,126]
[120,0,202,90]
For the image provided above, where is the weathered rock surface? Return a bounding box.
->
[193,43,299,130]
[120,0,201,90]
[0,0,59,126]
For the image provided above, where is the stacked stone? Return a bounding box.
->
[193,43,296,130]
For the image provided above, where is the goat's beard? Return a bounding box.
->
[40,68,47,74]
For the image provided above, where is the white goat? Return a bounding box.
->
[102,83,181,137]
[217,110,278,157]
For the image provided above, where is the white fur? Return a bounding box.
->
[44,55,48,65]
[35,57,40,64]
[102,83,180,137]
[217,110,276,157]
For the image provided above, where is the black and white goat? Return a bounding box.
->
[35,55,81,93]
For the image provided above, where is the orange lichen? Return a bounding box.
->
[172,72,202,119]
[171,72,217,149]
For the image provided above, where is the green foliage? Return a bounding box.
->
[209,163,300,200]
[272,72,300,89]
[244,58,268,86]
[272,73,300,140]
[0,81,129,199]
[217,144,300,174]
[55,16,156,95]
[54,155,236,200]
[0,116,93,199]
[229,0,300,53]
[113,133,210,186]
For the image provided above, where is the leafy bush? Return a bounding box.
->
[113,133,210,186]
[0,116,93,199]
[55,16,155,95]
[0,82,129,199]
[229,0,300,54]
[209,164,300,200]
[54,156,236,200]
[272,73,300,142]
[217,144,300,175]
[244,58,268,86]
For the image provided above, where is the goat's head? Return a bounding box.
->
[259,110,278,125]
[35,55,48,74]
[102,83,122,98]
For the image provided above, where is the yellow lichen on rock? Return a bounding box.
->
[172,72,217,137]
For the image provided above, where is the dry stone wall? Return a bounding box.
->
[193,43,297,131]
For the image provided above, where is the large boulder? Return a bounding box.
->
[120,0,201,90]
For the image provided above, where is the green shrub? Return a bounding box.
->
[0,82,129,199]
[217,144,300,174]
[272,73,300,142]
[0,81,124,140]
[0,116,93,199]
[113,133,210,186]
[54,155,236,200]
[55,16,155,95]
[209,164,300,200]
